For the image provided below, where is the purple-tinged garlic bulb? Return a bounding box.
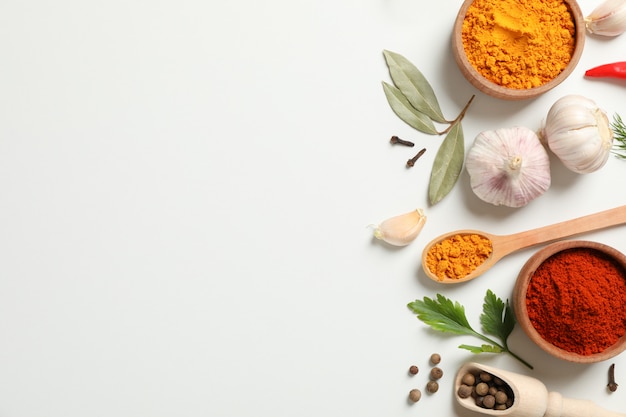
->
[466,127,551,208]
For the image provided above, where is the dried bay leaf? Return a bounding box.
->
[428,122,464,205]
[383,50,447,124]
[382,82,438,135]
[380,50,474,204]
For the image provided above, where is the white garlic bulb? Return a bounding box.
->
[585,0,626,37]
[466,127,551,208]
[539,95,613,174]
[372,209,426,246]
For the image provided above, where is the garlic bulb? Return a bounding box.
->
[539,95,613,174]
[585,0,626,37]
[466,127,551,208]
[373,209,426,246]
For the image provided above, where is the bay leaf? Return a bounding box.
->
[383,50,447,124]
[382,82,438,135]
[428,122,464,205]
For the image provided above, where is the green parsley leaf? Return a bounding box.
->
[407,290,533,369]
[407,294,475,336]
[480,289,515,344]
[459,344,504,354]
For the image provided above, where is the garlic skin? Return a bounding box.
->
[466,127,551,208]
[540,95,613,174]
[585,0,626,37]
[373,209,426,246]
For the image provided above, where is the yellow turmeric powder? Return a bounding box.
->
[462,0,576,89]
[426,234,493,280]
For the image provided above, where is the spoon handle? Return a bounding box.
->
[559,395,626,417]
[498,205,626,257]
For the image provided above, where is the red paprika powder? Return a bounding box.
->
[525,248,626,355]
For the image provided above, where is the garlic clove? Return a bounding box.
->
[585,0,626,37]
[465,127,551,208]
[373,209,426,246]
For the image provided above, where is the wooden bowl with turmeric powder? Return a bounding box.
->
[513,240,626,363]
[452,0,586,100]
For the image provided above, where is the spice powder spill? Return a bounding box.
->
[425,234,493,280]
[525,248,626,355]
[462,0,576,89]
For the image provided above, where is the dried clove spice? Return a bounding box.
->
[608,363,618,392]
[390,135,415,147]
[406,148,426,167]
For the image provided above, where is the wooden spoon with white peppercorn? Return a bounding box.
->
[422,204,626,284]
[455,362,626,417]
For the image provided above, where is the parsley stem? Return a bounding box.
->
[475,333,533,370]
[507,349,534,370]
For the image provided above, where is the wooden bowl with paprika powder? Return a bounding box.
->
[513,240,626,363]
[452,0,586,100]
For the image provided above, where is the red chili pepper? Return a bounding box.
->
[585,62,626,79]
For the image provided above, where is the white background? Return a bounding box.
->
[1,0,625,415]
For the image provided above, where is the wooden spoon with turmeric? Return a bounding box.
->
[421,204,626,284]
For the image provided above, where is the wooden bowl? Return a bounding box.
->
[513,241,626,363]
[452,0,586,100]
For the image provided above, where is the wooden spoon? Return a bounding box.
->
[422,204,626,284]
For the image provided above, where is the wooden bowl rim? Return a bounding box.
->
[452,0,586,100]
[513,240,626,363]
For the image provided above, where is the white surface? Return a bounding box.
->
[1,0,625,415]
